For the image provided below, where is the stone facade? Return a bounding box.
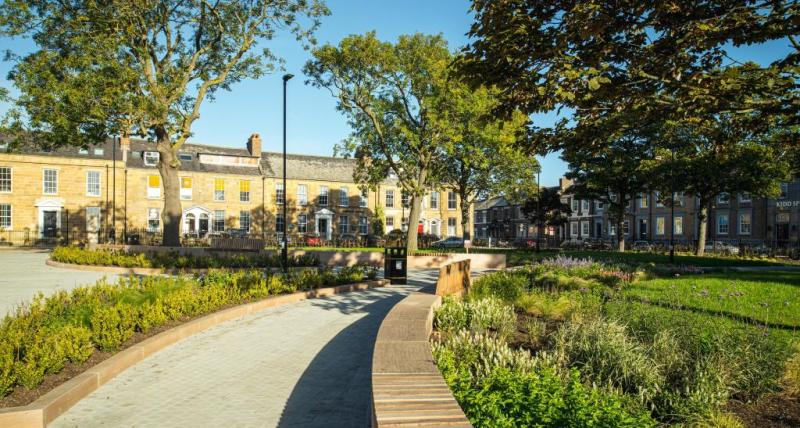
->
[0,134,463,245]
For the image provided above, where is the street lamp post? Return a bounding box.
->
[535,170,541,253]
[282,73,293,273]
[669,145,675,264]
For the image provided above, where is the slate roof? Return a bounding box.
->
[127,141,262,176]
[261,152,358,182]
[0,134,122,161]
[474,196,509,211]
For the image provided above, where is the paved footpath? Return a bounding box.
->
[51,270,439,428]
[0,249,119,316]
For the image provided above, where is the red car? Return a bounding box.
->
[302,233,322,246]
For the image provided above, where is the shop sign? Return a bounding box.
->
[776,200,800,208]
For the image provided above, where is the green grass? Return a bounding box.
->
[511,249,797,267]
[623,271,800,331]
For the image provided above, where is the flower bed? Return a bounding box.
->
[432,256,800,427]
[51,246,320,269]
[0,265,378,405]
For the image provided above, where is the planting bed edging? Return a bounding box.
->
[45,259,320,275]
[371,292,471,427]
[0,279,389,428]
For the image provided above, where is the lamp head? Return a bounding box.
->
[283,74,294,82]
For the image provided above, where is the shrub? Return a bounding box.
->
[56,325,94,363]
[90,304,138,351]
[688,412,745,428]
[523,318,547,346]
[783,347,800,397]
[553,318,664,406]
[0,341,14,396]
[137,301,168,333]
[433,333,656,427]
[434,298,516,341]
[471,271,529,303]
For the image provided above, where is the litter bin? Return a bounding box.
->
[384,247,407,285]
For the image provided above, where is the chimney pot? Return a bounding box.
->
[247,133,262,157]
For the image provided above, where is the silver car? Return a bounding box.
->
[432,237,465,248]
[704,241,740,255]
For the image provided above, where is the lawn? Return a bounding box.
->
[432,258,800,427]
[623,271,800,330]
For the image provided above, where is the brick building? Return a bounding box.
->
[0,134,463,245]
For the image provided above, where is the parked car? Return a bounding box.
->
[632,241,653,252]
[513,237,536,248]
[705,241,740,255]
[432,236,465,248]
[301,233,322,247]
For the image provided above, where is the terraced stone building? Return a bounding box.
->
[0,134,464,245]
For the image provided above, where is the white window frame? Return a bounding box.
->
[0,167,11,193]
[214,179,225,202]
[93,148,104,156]
[147,208,160,232]
[570,222,578,236]
[447,217,457,236]
[608,221,616,236]
[655,191,664,208]
[656,217,665,235]
[86,171,101,197]
[298,214,307,233]
[360,189,368,208]
[147,175,161,199]
[739,193,752,203]
[143,151,160,167]
[0,204,11,229]
[717,214,729,235]
[448,192,457,210]
[319,186,328,206]
[430,192,439,209]
[673,216,683,235]
[580,221,589,236]
[595,200,604,210]
[239,211,251,233]
[386,216,394,232]
[385,189,394,208]
[213,210,225,232]
[43,168,58,195]
[359,215,368,235]
[276,214,285,234]
[717,193,730,204]
[739,212,752,235]
[581,200,590,212]
[275,183,285,205]
[297,184,308,206]
[639,193,648,208]
[623,220,630,235]
[240,180,251,203]
[571,198,578,213]
[339,187,349,207]
[338,215,349,234]
[779,183,789,199]
[180,177,192,201]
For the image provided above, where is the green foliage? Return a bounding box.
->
[51,246,320,269]
[783,347,800,397]
[0,265,373,398]
[435,298,516,341]
[470,271,529,303]
[433,332,656,427]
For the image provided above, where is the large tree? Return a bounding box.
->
[306,33,457,251]
[436,83,534,240]
[521,186,572,251]
[650,118,790,255]
[1,0,328,246]
[563,134,654,252]
[460,1,799,155]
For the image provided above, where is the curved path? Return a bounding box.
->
[50,270,439,428]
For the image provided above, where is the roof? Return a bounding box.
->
[126,141,262,176]
[261,152,358,182]
[1,134,122,161]
[474,196,509,210]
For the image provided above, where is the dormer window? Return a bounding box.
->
[144,151,160,166]
[94,148,104,156]
[179,153,193,162]
[78,148,89,155]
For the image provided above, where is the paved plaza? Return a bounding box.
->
[0,249,119,315]
[51,270,439,428]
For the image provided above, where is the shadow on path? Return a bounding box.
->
[275,288,406,427]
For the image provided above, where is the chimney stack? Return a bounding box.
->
[247,133,262,157]
[120,135,130,163]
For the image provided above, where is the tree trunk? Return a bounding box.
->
[156,130,182,247]
[460,192,471,240]
[617,215,625,252]
[696,203,708,256]
[406,195,422,251]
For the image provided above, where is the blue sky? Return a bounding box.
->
[0,0,794,186]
